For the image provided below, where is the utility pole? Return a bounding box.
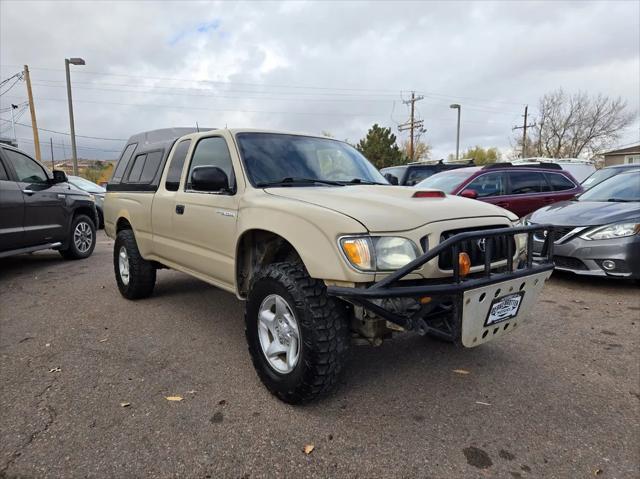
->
[398,92,424,161]
[450,104,461,160]
[50,137,55,170]
[512,105,536,159]
[65,57,85,176]
[10,104,18,141]
[23,65,42,161]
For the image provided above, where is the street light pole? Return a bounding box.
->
[450,104,461,161]
[65,57,85,176]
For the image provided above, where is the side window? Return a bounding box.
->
[139,151,163,183]
[508,171,548,195]
[165,140,191,191]
[0,159,8,180]
[545,173,575,191]
[186,137,235,191]
[126,154,147,183]
[4,149,48,183]
[406,168,434,186]
[111,143,138,182]
[466,172,506,197]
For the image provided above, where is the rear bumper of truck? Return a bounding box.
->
[327,225,555,347]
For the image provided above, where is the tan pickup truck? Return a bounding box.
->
[104,128,555,403]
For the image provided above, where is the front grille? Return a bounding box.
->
[534,226,575,243]
[437,225,515,270]
[554,255,587,270]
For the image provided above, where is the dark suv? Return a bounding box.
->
[0,144,98,259]
[415,163,583,217]
[381,160,475,186]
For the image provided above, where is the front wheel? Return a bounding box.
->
[245,262,350,404]
[113,229,156,299]
[59,214,96,259]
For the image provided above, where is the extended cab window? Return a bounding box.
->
[139,151,163,183]
[4,149,48,183]
[165,140,191,191]
[466,172,506,197]
[545,173,575,191]
[186,137,235,191]
[127,154,147,183]
[112,143,138,182]
[508,171,549,194]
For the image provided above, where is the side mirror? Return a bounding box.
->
[52,170,68,184]
[384,173,399,185]
[191,166,229,192]
[460,189,478,199]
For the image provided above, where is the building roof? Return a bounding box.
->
[603,144,640,156]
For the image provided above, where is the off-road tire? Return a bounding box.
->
[114,229,156,300]
[245,262,350,404]
[59,214,96,260]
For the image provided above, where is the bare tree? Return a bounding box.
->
[517,89,636,158]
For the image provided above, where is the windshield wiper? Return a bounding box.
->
[607,198,635,202]
[339,178,387,185]
[256,177,344,187]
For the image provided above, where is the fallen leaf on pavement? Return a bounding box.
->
[303,444,314,455]
[453,369,470,375]
[475,401,491,406]
[594,469,602,476]
[45,343,50,347]
[187,390,197,394]
[49,367,61,373]
[99,338,108,342]
[165,396,183,402]
[120,402,131,408]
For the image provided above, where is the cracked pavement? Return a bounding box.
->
[1,232,639,478]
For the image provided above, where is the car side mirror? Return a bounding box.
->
[460,189,478,199]
[52,170,68,184]
[191,166,229,192]
[384,173,398,185]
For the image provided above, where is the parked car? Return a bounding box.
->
[581,164,640,191]
[381,159,474,186]
[526,170,639,279]
[513,158,596,183]
[67,175,106,228]
[0,144,98,259]
[105,128,555,404]
[415,163,583,217]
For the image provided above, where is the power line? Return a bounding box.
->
[15,137,121,153]
[14,121,126,141]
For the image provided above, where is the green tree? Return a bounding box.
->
[356,124,403,169]
[449,146,501,165]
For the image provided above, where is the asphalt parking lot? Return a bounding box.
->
[1,232,638,478]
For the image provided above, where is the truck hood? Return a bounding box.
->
[264,185,514,232]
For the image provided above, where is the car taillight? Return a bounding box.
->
[413,190,445,198]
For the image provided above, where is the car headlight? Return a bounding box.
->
[340,236,419,271]
[579,223,640,241]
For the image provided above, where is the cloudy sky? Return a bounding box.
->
[1,0,638,161]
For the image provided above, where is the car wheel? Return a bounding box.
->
[59,214,96,260]
[245,261,350,404]
[113,229,156,299]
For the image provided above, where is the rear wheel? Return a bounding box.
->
[245,262,350,404]
[114,229,156,299]
[59,214,96,259]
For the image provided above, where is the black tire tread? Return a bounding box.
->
[245,261,350,404]
[114,229,156,300]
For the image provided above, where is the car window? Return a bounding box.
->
[466,172,506,197]
[545,173,575,191]
[4,149,48,183]
[139,151,163,183]
[507,171,548,195]
[127,154,147,183]
[165,140,191,191]
[579,171,640,202]
[415,169,474,192]
[405,168,434,186]
[186,136,235,191]
[112,143,138,182]
[581,169,616,189]
[0,159,8,180]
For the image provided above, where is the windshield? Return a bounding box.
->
[581,168,617,190]
[579,171,640,202]
[236,133,387,186]
[415,169,474,192]
[69,176,105,193]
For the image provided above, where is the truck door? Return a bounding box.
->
[2,148,68,246]
[170,134,240,288]
[0,156,25,252]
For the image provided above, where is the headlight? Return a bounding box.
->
[515,216,532,227]
[580,223,640,241]
[340,236,419,271]
[88,194,96,202]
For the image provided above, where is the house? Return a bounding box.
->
[602,144,640,166]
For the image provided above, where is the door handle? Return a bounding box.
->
[175,204,185,215]
[22,189,35,195]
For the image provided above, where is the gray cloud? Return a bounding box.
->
[1,0,638,161]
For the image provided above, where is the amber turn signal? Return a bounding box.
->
[458,252,471,277]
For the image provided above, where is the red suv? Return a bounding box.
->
[415,163,583,217]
